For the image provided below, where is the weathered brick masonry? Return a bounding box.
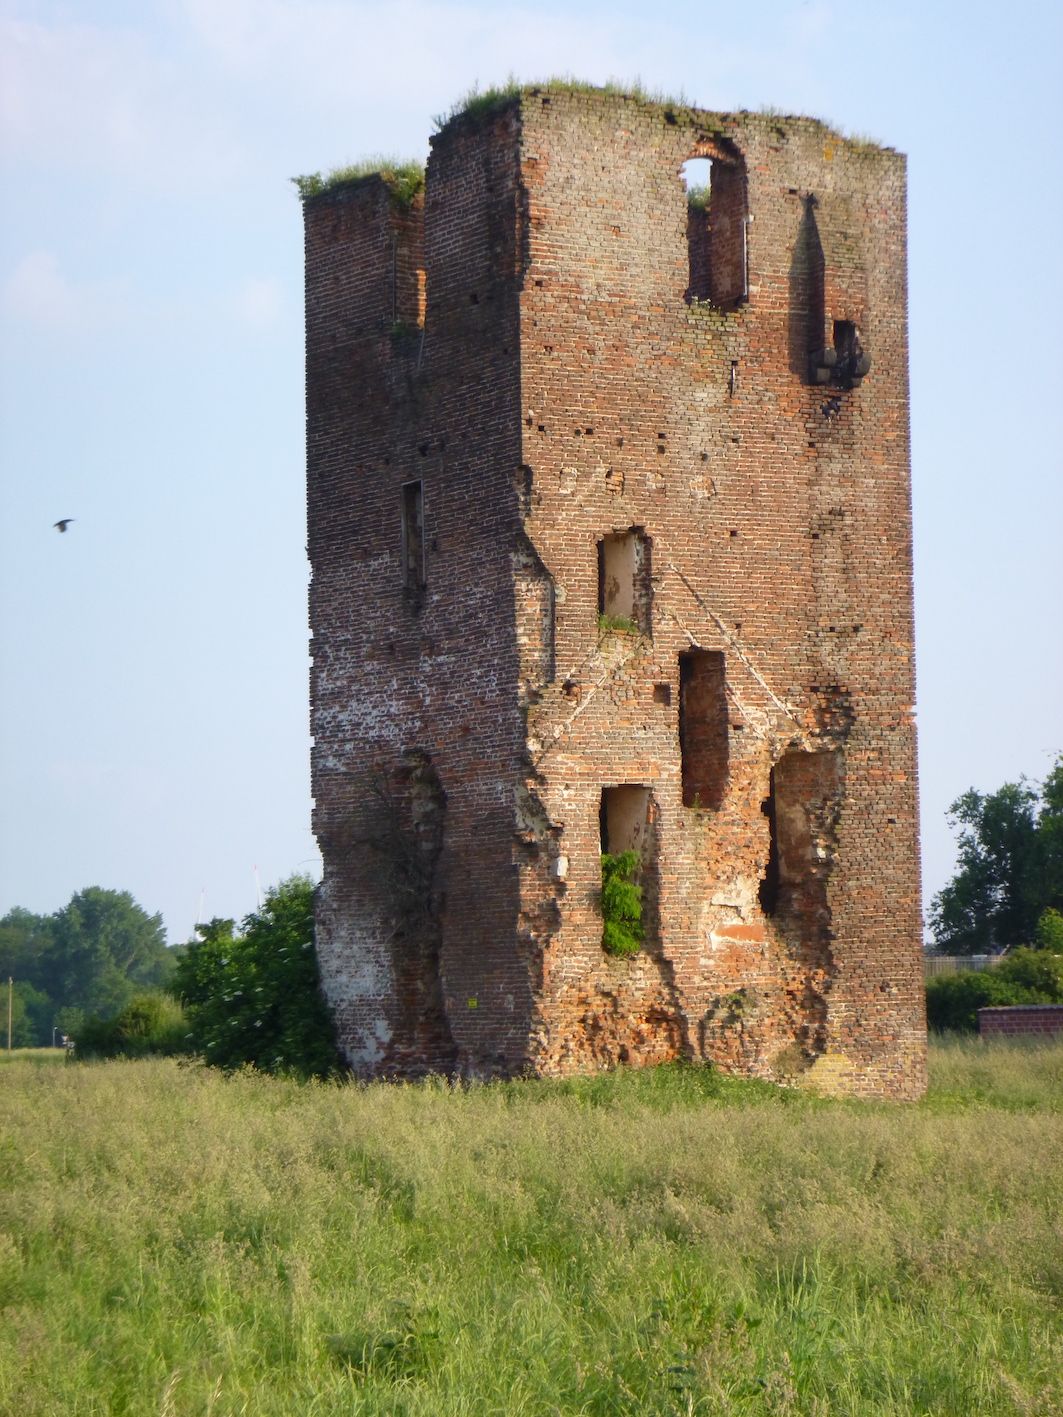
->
[304,86,927,1098]
[979,1006,1063,1040]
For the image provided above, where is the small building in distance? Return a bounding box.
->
[301,83,926,1098]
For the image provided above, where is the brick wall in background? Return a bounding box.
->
[979,1007,1063,1039]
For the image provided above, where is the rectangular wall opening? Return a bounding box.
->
[682,156,748,309]
[401,480,425,598]
[679,650,728,809]
[600,784,652,856]
[597,528,651,633]
[759,748,844,920]
[599,785,654,958]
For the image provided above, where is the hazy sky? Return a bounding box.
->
[1,0,1060,944]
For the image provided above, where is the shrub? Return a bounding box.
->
[597,612,639,634]
[996,945,1063,996]
[74,991,190,1060]
[601,851,643,957]
[174,876,341,1078]
[926,948,1063,1031]
[1035,907,1063,951]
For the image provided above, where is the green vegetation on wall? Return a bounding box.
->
[600,851,643,957]
[597,612,639,635]
[431,77,694,133]
[291,158,425,207]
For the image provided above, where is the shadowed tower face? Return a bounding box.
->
[303,85,925,1099]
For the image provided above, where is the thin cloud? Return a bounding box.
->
[2,251,131,334]
[232,276,284,330]
[0,13,244,189]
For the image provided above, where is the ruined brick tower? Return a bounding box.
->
[303,85,926,1098]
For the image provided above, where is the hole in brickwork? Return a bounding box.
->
[597,529,651,633]
[599,785,658,957]
[759,749,844,922]
[390,216,426,331]
[401,480,425,602]
[682,155,748,309]
[759,784,779,916]
[600,785,652,856]
[679,651,728,809]
[653,683,671,706]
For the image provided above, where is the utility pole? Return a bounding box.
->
[7,977,12,1052]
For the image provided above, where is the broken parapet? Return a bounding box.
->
[303,84,925,1098]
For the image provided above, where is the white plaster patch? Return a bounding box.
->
[349,1017,392,1067]
[710,875,758,918]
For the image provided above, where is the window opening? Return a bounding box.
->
[682,158,712,303]
[401,480,425,599]
[832,320,870,387]
[681,155,748,309]
[679,650,728,809]
[811,317,872,389]
[597,528,651,633]
[758,749,843,919]
[600,785,652,958]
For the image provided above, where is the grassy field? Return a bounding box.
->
[1,1039,1061,1416]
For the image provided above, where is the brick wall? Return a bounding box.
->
[304,86,927,1098]
[978,1006,1063,1039]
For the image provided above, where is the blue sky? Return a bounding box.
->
[1,0,1060,943]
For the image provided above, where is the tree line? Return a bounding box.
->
[2,876,340,1075]
[0,888,173,1046]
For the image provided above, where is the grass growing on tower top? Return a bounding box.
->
[432,76,694,131]
[292,157,425,207]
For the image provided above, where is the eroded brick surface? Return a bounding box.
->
[304,88,927,1099]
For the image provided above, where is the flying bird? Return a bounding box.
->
[53,519,74,533]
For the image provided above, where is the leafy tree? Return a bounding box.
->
[1035,908,1063,952]
[2,889,174,1040]
[3,986,52,1054]
[929,754,1063,954]
[1033,757,1063,913]
[53,1006,84,1042]
[0,908,54,996]
[5,982,51,1047]
[46,888,171,1019]
[174,876,340,1078]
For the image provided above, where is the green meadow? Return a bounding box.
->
[1,1039,1061,1416]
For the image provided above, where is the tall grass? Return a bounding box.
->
[1,1041,1061,1415]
